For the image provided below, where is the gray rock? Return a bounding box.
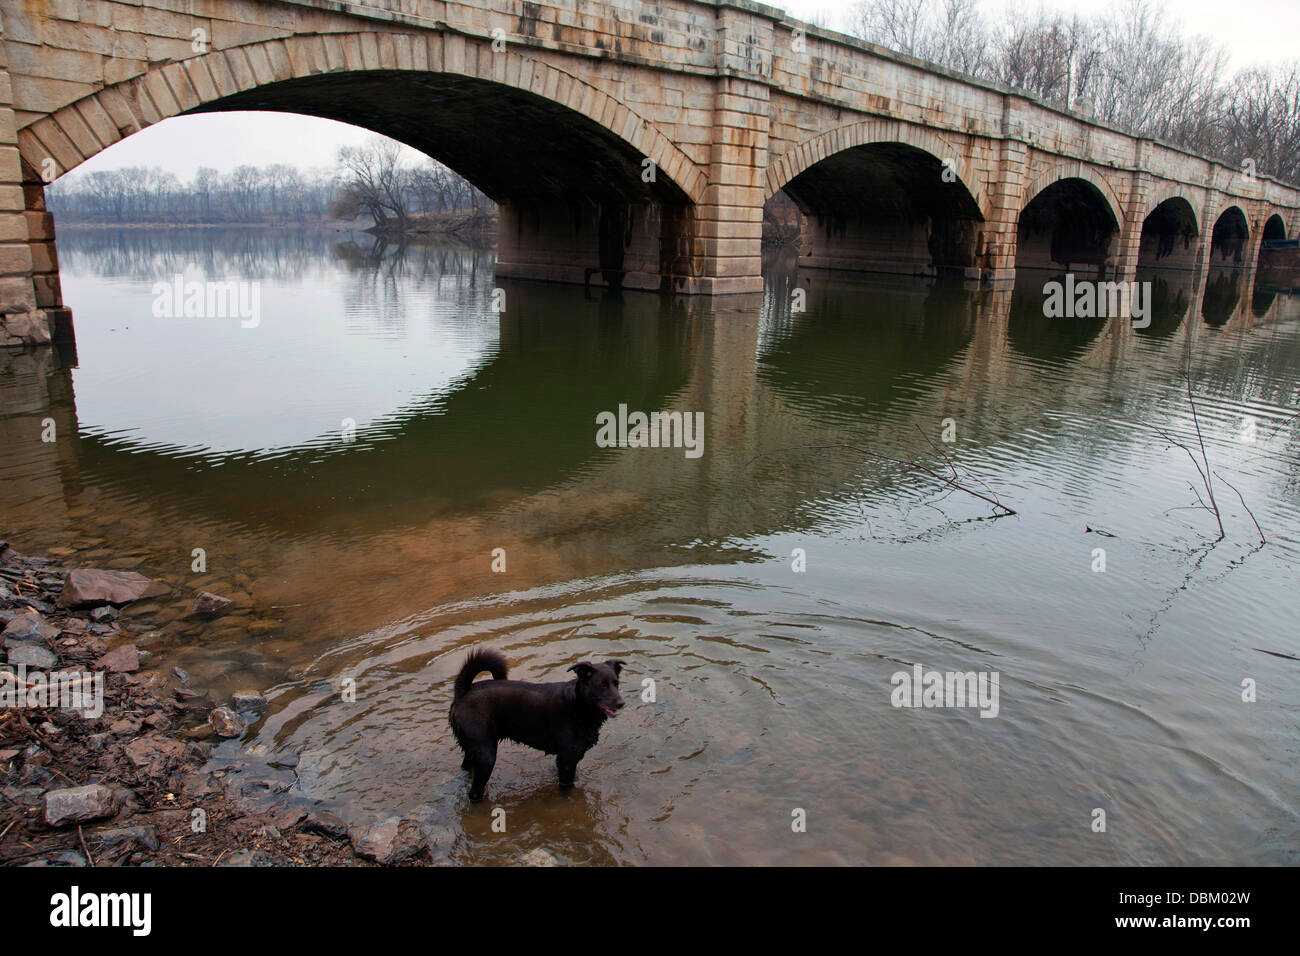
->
[59,569,167,608]
[350,817,427,864]
[88,606,118,623]
[53,851,87,867]
[4,640,56,669]
[232,689,268,711]
[42,784,119,826]
[3,612,58,643]
[190,591,234,618]
[209,708,245,738]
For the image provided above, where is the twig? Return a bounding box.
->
[1184,372,1224,539]
[1214,471,1266,545]
[78,825,95,867]
[1253,648,1300,662]
[747,442,1017,517]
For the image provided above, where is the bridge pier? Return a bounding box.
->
[496,200,696,293]
[0,0,1295,342]
[0,40,70,347]
[978,135,1030,284]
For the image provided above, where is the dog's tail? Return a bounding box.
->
[453,647,508,701]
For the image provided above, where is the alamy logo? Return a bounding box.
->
[50,886,151,936]
[595,404,705,459]
[890,664,1000,718]
[151,274,261,328]
[1,665,103,718]
[1043,274,1150,329]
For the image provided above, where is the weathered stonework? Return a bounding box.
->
[0,0,1297,344]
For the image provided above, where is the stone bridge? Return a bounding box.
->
[1,0,1298,345]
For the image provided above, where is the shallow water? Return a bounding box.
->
[2,228,1298,864]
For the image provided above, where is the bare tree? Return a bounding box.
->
[335,138,414,231]
[844,0,1299,185]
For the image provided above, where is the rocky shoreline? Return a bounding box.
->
[0,537,440,867]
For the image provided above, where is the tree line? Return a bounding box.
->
[47,140,490,227]
[848,0,1300,184]
[47,163,342,224]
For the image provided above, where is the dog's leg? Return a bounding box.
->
[460,754,472,772]
[468,742,497,803]
[556,754,578,789]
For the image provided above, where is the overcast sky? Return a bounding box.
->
[72,0,1299,180]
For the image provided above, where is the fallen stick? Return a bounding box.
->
[748,442,1017,517]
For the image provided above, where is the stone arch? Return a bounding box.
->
[763,120,988,277]
[1136,193,1200,272]
[1015,164,1123,275]
[765,119,990,221]
[1020,162,1124,229]
[1207,203,1251,267]
[1261,212,1287,242]
[15,32,707,206]
[1254,212,1289,285]
[1141,183,1201,236]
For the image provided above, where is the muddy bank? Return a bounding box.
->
[0,537,478,867]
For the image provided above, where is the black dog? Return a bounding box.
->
[449,648,626,802]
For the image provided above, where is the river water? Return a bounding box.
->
[2,227,1297,865]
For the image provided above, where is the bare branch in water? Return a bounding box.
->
[1137,350,1269,643]
[747,441,1017,518]
[1214,470,1266,545]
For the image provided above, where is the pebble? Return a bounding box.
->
[191,591,235,618]
[209,708,246,738]
[350,817,427,864]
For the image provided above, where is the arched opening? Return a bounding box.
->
[775,143,984,280]
[1255,213,1289,289]
[1203,206,1250,325]
[20,44,709,312]
[1208,206,1250,267]
[181,70,695,294]
[1016,177,1119,276]
[1136,197,1198,272]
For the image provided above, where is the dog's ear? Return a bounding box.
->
[606,659,626,677]
[568,662,595,681]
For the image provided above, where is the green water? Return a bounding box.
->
[1,228,1297,864]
